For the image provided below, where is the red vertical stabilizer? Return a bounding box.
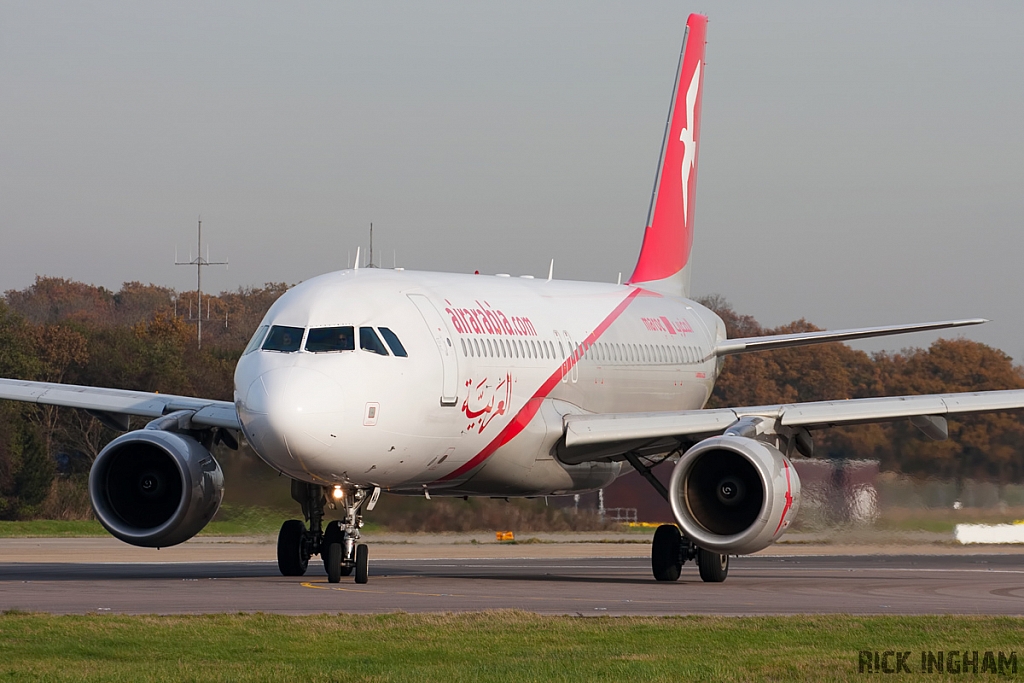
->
[627,14,707,297]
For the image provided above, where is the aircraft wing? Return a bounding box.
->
[715,318,985,356]
[0,377,240,431]
[560,389,1024,462]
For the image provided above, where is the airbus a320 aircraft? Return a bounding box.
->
[3,13,1024,585]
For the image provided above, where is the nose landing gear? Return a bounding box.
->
[276,480,372,584]
[322,487,370,584]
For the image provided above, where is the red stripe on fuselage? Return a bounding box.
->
[774,459,794,535]
[437,288,643,482]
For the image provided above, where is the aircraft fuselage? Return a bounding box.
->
[234,268,723,497]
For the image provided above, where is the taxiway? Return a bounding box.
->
[3,553,1024,616]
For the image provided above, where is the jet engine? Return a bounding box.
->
[89,429,224,547]
[668,435,800,555]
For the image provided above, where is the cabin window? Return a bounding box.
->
[460,339,468,356]
[305,326,356,353]
[359,327,389,356]
[244,325,269,355]
[379,327,408,357]
[558,342,565,358]
[263,325,304,353]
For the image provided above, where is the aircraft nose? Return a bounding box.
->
[240,367,345,465]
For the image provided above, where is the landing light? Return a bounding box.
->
[332,486,344,501]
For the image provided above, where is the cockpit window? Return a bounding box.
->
[262,325,304,352]
[244,325,269,355]
[305,326,355,353]
[379,327,407,357]
[359,327,389,356]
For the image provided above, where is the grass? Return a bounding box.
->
[0,612,1021,681]
[0,505,287,538]
[875,506,1024,534]
[0,506,390,539]
[0,519,108,538]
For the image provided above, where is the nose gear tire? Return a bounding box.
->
[355,543,369,584]
[325,542,343,584]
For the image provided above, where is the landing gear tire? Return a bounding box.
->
[651,524,683,581]
[697,547,729,583]
[277,519,309,577]
[323,521,354,578]
[325,542,343,584]
[355,543,369,584]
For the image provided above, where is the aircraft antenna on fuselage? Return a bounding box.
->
[547,259,554,282]
[368,222,376,268]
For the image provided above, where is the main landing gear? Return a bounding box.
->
[621,451,730,583]
[277,480,370,584]
[650,523,729,583]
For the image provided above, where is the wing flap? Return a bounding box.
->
[0,378,240,431]
[562,389,1024,456]
[565,408,739,447]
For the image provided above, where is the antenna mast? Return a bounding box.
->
[175,218,228,349]
[368,222,374,268]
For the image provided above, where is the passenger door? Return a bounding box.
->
[407,294,459,406]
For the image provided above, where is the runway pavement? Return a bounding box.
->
[3,552,1024,616]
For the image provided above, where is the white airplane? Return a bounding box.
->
[3,13,1024,585]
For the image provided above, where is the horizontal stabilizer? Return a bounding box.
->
[715,318,986,357]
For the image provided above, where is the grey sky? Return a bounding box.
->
[2,2,1022,358]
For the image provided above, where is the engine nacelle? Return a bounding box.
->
[668,435,800,555]
[89,430,224,548]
